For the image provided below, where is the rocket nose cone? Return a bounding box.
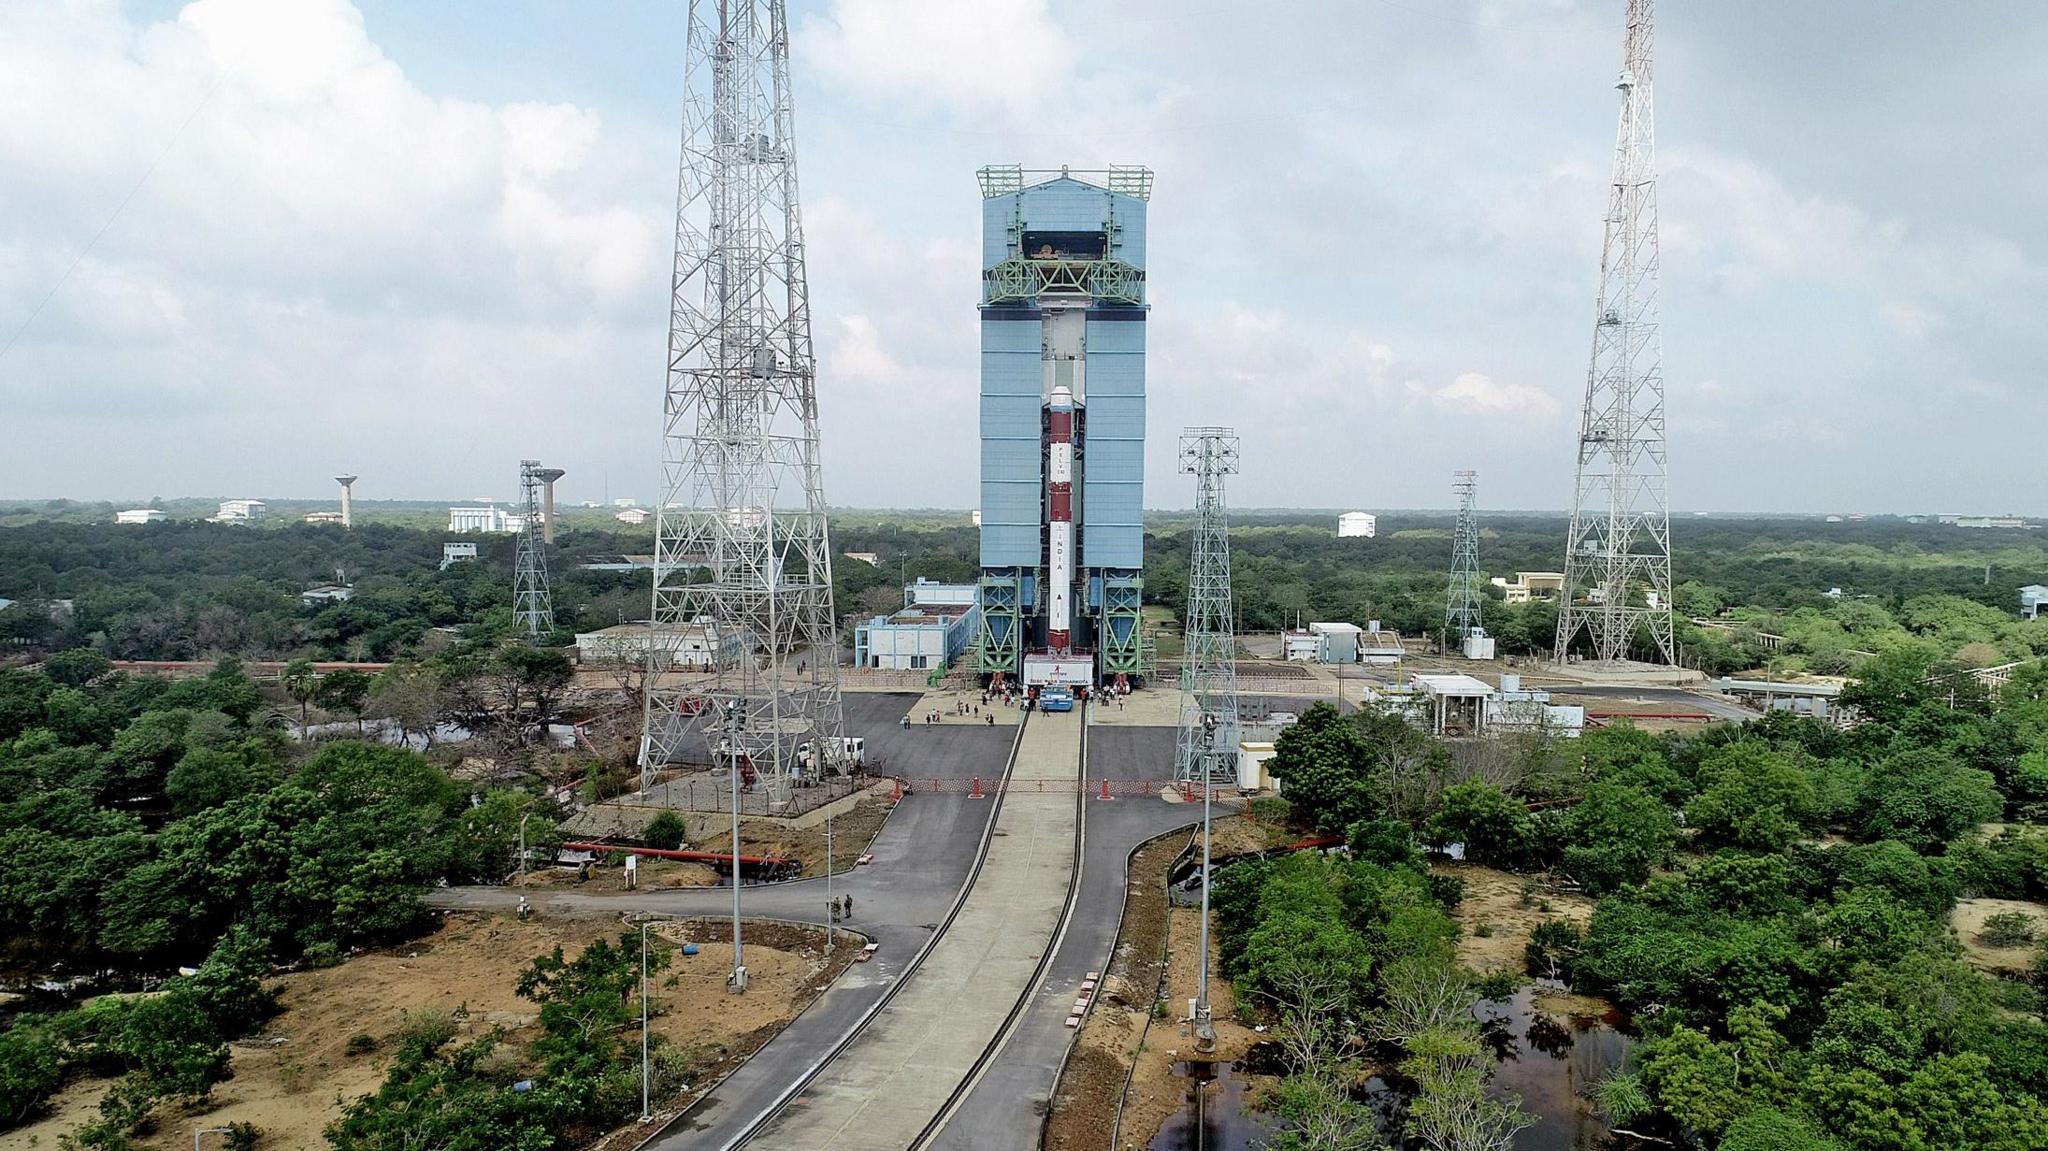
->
[1049,383,1075,409]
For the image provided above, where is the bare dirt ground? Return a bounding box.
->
[1952,897,2048,973]
[2,912,855,1151]
[1437,862,1596,976]
[545,794,894,888]
[1044,814,1291,1151]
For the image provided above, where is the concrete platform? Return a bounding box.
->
[747,711,1087,1150]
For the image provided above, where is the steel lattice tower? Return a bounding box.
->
[1175,429,1240,785]
[639,0,843,811]
[1558,0,1675,666]
[1446,470,1483,644]
[513,460,555,640]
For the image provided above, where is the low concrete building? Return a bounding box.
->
[2021,585,2048,621]
[1491,571,1566,604]
[614,507,651,525]
[1337,511,1377,538]
[1359,623,1404,665]
[1237,741,1281,791]
[303,510,346,525]
[114,508,164,524]
[575,620,740,668]
[441,541,479,570]
[843,551,881,567]
[1308,621,1362,663]
[1281,629,1319,662]
[1461,628,1497,660]
[449,505,517,533]
[853,581,981,671]
[300,584,354,606]
[1413,672,1495,736]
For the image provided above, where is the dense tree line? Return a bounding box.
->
[1259,652,2048,1149]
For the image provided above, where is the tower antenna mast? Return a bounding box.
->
[1557,0,1675,665]
[1446,470,1482,647]
[514,460,555,640]
[639,0,845,818]
[1176,427,1239,1052]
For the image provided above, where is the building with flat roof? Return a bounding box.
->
[1491,571,1566,604]
[441,542,479,570]
[2020,585,2047,621]
[449,505,517,534]
[855,581,982,672]
[574,621,739,668]
[212,499,267,523]
[614,507,651,526]
[301,584,354,606]
[1337,511,1377,538]
[114,509,163,524]
[1413,673,1496,735]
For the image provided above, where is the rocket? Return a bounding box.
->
[1047,382,1076,654]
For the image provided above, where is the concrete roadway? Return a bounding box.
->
[929,723,1192,1151]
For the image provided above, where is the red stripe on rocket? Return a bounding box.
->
[1047,383,1075,654]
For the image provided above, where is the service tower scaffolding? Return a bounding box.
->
[639,0,846,821]
[513,461,557,640]
[1557,0,1675,665]
[1446,470,1482,646]
[1176,427,1239,1052]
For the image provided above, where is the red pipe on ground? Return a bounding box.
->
[560,841,796,869]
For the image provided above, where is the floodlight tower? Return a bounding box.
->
[1557,0,1675,666]
[1446,470,1482,645]
[639,0,845,814]
[514,461,554,640]
[1176,427,1238,1052]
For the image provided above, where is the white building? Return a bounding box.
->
[301,584,354,606]
[853,580,981,671]
[612,498,639,508]
[2022,585,2048,621]
[441,542,479,570]
[114,509,164,524]
[449,505,518,533]
[614,507,651,526]
[212,499,267,523]
[575,621,740,668]
[1491,571,1566,604]
[1337,511,1377,538]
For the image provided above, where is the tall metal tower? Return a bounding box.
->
[1558,0,1675,666]
[513,461,556,639]
[1175,429,1240,786]
[1446,470,1482,645]
[640,0,844,811]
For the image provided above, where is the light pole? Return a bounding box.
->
[637,911,680,1121]
[825,794,835,955]
[1194,712,1218,1052]
[518,812,531,883]
[726,700,748,993]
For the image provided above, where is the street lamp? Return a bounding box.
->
[635,911,682,1121]
[1194,711,1218,1052]
[725,699,748,993]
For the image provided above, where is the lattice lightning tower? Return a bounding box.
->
[513,460,555,640]
[639,0,844,811]
[1446,470,1482,644]
[1558,0,1675,666]
[1175,428,1240,786]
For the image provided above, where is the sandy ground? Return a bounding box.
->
[2,912,854,1151]
[1118,905,1271,1148]
[1952,897,2048,972]
[543,794,894,887]
[1437,862,1596,976]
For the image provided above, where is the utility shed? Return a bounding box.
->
[1413,673,1495,736]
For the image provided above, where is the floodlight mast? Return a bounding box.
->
[639,0,846,813]
[514,461,555,640]
[1446,470,1482,644]
[1557,0,1675,666]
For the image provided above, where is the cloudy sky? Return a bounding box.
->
[1,0,2043,513]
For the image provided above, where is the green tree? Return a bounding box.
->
[316,667,373,735]
[1425,781,1536,870]
[1685,742,1817,852]
[41,649,112,688]
[643,809,687,851]
[1563,781,1677,893]
[282,657,320,729]
[1267,703,1382,832]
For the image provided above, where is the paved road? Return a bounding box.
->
[427,692,1018,1149]
[931,723,1192,1151]
[750,712,1086,1150]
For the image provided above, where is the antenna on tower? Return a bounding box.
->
[639,0,844,816]
[1446,470,1482,647]
[514,461,555,640]
[1558,0,1675,666]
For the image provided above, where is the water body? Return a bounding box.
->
[1143,984,1643,1151]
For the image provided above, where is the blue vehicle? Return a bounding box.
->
[1040,687,1076,713]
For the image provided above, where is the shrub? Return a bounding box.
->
[643,810,688,852]
[0,1025,64,1128]
[1980,911,2039,949]
[345,1032,379,1057]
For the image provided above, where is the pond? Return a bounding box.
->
[1143,983,1647,1151]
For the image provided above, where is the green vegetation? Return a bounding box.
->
[0,656,560,1141]
[1261,652,2048,1150]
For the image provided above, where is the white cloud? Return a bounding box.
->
[795,0,1075,110]
[1409,371,1563,420]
